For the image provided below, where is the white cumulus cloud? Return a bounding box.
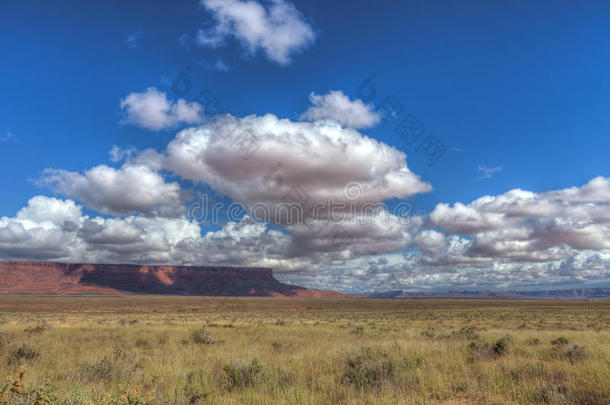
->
[197,0,316,65]
[300,91,381,129]
[40,164,187,217]
[429,177,610,262]
[141,113,431,218]
[120,87,204,130]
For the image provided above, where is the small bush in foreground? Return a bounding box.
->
[493,336,512,356]
[24,323,50,335]
[551,336,569,346]
[190,327,214,345]
[7,344,40,365]
[343,348,398,387]
[551,344,589,364]
[184,369,209,404]
[467,336,511,361]
[74,349,136,383]
[222,359,265,390]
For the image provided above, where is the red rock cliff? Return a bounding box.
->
[0,261,348,297]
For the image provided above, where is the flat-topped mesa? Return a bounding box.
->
[0,260,349,297]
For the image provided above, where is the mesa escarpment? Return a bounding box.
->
[0,261,348,297]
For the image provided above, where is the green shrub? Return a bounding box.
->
[493,336,511,356]
[24,324,50,334]
[23,322,51,335]
[565,345,588,363]
[7,344,40,365]
[74,348,136,383]
[551,344,588,364]
[467,336,511,361]
[190,327,214,345]
[184,369,209,404]
[551,336,569,346]
[222,359,265,390]
[343,349,398,387]
[76,358,117,382]
[525,337,540,345]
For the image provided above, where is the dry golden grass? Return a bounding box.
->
[0,296,608,404]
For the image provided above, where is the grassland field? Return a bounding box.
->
[0,295,608,404]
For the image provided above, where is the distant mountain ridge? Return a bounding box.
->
[367,288,610,299]
[0,261,350,297]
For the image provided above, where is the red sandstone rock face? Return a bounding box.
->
[0,261,350,297]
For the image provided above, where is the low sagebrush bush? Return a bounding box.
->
[222,359,266,390]
[74,348,136,383]
[24,323,50,334]
[7,344,40,365]
[190,327,214,345]
[551,344,589,364]
[452,326,481,340]
[467,336,511,361]
[551,336,569,346]
[493,336,512,356]
[271,340,293,353]
[343,348,398,387]
[184,369,209,404]
[76,358,126,383]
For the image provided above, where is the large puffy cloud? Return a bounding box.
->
[300,91,381,129]
[285,211,419,261]
[281,176,610,292]
[144,113,431,218]
[0,196,86,260]
[120,88,204,130]
[197,0,315,65]
[413,230,446,254]
[136,113,431,261]
[0,196,291,267]
[428,176,610,267]
[548,176,610,203]
[40,164,187,217]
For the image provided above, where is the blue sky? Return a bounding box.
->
[1,0,609,292]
